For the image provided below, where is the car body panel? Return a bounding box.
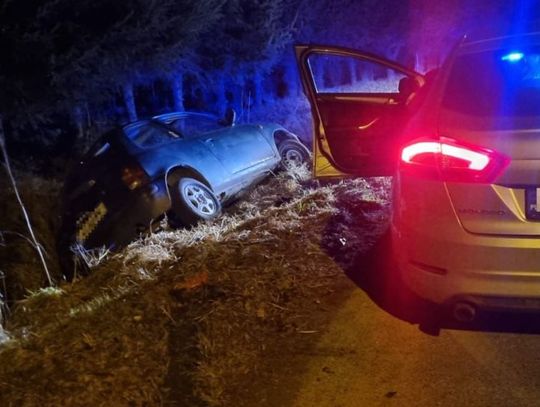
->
[133,137,236,195]
[434,36,540,238]
[395,174,540,307]
[200,125,276,175]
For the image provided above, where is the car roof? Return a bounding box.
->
[152,111,218,124]
[460,31,540,53]
[458,31,540,55]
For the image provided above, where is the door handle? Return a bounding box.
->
[357,117,379,130]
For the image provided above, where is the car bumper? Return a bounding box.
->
[397,230,540,310]
[61,179,171,251]
[394,175,540,311]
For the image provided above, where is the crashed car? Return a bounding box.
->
[59,111,309,278]
[296,32,540,321]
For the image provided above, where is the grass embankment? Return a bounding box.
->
[0,166,390,406]
[0,173,63,308]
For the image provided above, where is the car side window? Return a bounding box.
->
[308,54,409,94]
[124,122,177,148]
[170,115,221,139]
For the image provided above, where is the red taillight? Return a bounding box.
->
[121,164,149,190]
[400,138,510,183]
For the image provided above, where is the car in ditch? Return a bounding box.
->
[296,32,540,321]
[59,110,310,279]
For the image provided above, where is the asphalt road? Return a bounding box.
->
[290,289,540,406]
[287,234,540,407]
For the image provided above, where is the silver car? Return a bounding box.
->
[59,111,309,279]
[296,32,540,321]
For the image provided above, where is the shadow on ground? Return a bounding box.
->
[321,189,540,337]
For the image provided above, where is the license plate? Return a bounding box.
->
[75,202,108,243]
[525,188,540,220]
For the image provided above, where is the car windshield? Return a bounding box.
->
[123,121,178,148]
[442,48,540,121]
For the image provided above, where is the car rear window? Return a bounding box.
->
[123,121,178,148]
[442,48,540,120]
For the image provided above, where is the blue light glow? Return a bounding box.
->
[501,52,525,62]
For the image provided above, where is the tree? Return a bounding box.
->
[0,0,223,146]
[195,0,298,116]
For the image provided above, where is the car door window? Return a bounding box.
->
[309,54,409,95]
[170,116,222,139]
[124,121,178,149]
[296,45,423,177]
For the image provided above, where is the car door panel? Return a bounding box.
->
[202,125,276,176]
[295,44,424,177]
[136,138,233,192]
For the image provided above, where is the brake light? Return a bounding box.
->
[121,163,149,190]
[400,138,510,183]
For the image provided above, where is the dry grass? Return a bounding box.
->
[0,166,390,406]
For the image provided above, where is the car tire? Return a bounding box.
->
[171,177,221,227]
[278,140,310,169]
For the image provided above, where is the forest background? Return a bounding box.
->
[0,0,533,165]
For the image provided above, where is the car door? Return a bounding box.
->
[200,125,276,177]
[295,45,425,177]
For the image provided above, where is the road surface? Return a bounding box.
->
[251,232,540,407]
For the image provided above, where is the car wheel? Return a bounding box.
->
[278,140,310,169]
[171,177,221,226]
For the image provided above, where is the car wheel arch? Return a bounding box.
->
[165,166,213,193]
[273,129,298,147]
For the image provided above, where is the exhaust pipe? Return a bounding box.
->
[452,302,477,323]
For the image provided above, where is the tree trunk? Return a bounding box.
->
[122,83,138,121]
[171,74,184,111]
[215,72,227,116]
[284,61,300,98]
[72,106,84,141]
[253,71,263,107]
[348,58,357,84]
[233,84,243,121]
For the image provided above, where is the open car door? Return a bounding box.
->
[295,45,425,177]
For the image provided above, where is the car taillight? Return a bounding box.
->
[121,163,149,190]
[400,137,510,183]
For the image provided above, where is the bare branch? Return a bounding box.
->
[0,116,53,286]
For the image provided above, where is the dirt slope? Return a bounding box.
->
[0,167,390,406]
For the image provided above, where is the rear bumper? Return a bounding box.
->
[60,179,171,251]
[398,232,540,310]
[394,174,540,310]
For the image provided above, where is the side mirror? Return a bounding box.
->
[221,108,236,127]
[398,76,421,100]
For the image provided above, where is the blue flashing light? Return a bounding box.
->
[501,52,525,62]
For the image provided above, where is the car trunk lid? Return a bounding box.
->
[441,113,540,236]
[61,130,143,244]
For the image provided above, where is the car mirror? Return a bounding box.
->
[398,76,421,100]
[220,108,236,127]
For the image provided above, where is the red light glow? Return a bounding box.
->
[400,138,510,183]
